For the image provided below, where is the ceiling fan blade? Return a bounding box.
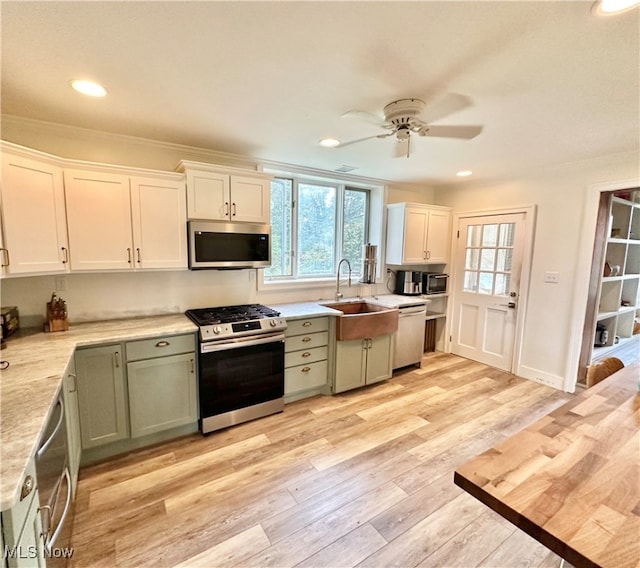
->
[341,110,386,127]
[337,134,384,148]
[420,93,472,123]
[423,125,483,140]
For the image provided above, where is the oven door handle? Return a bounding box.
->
[201,332,285,353]
[37,399,64,458]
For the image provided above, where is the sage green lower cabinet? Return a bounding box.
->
[333,334,394,393]
[1,460,45,568]
[75,344,129,449]
[127,352,197,438]
[62,358,81,497]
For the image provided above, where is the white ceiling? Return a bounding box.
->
[1,1,639,185]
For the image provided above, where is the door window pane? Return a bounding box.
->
[465,248,479,270]
[494,273,511,296]
[498,223,515,247]
[478,272,494,294]
[496,249,513,272]
[480,248,496,270]
[463,271,478,292]
[467,225,482,247]
[482,224,498,247]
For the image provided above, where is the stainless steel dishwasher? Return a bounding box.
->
[393,302,428,369]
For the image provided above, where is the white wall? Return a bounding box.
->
[434,151,639,390]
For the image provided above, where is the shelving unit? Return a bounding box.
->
[592,194,640,362]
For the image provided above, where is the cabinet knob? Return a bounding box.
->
[302,351,311,358]
[301,367,311,373]
[302,337,312,343]
[20,475,34,501]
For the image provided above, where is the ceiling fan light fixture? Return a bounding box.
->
[319,137,341,148]
[592,0,639,15]
[456,170,473,177]
[70,79,107,97]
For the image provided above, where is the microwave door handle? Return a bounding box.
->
[433,274,448,279]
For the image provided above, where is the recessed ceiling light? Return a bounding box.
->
[319,138,341,148]
[70,79,107,97]
[592,0,639,15]
[456,170,473,177]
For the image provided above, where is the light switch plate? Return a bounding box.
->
[544,271,559,283]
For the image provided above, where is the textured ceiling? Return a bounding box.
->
[1,1,638,185]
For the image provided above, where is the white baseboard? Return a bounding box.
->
[517,365,568,392]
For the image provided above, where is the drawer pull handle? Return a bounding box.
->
[156,341,170,347]
[302,351,311,357]
[301,367,311,373]
[302,337,312,343]
[302,321,312,327]
[61,247,69,264]
[21,475,34,501]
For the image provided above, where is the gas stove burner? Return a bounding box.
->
[185,304,286,342]
[187,304,281,326]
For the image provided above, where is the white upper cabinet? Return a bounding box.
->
[180,162,271,223]
[65,169,134,270]
[65,169,187,271]
[386,203,452,265]
[130,177,187,269]
[0,147,69,275]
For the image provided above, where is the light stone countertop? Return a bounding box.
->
[269,302,343,319]
[0,314,197,511]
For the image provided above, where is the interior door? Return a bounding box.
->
[450,213,526,371]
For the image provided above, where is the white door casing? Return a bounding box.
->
[450,212,528,372]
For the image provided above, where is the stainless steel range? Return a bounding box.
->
[186,304,287,434]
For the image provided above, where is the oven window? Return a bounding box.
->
[198,341,284,417]
[194,231,270,263]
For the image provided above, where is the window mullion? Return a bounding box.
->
[335,183,345,274]
[291,179,299,279]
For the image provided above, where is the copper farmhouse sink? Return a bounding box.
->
[323,301,399,341]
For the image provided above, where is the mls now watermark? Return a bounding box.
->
[4,545,74,560]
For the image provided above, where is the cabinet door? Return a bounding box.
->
[64,170,133,270]
[62,359,81,497]
[403,207,429,263]
[365,334,394,385]
[230,175,270,223]
[186,170,229,220]
[127,353,197,438]
[5,490,45,568]
[0,152,69,274]
[334,339,366,393]
[425,209,451,263]
[130,176,187,269]
[75,345,129,448]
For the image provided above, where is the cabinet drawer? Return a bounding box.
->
[126,333,195,361]
[285,345,327,368]
[285,331,328,352]
[285,317,329,337]
[285,360,328,394]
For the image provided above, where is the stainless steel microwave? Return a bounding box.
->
[188,220,271,269]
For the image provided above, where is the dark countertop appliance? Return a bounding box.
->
[185,304,287,434]
[423,272,449,295]
[395,270,423,296]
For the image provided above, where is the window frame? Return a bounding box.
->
[261,174,375,287]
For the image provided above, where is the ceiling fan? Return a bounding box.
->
[338,96,483,158]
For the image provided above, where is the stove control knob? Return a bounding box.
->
[213,326,222,335]
[269,320,278,327]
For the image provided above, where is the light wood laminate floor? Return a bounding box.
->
[69,353,573,568]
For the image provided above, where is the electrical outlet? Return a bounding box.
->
[544,271,560,283]
[54,276,68,291]
[386,268,391,274]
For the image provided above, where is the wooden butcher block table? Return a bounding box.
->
[454,361,640,568]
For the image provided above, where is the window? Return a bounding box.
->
[266,177,370,281]
[462,222,515,296]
